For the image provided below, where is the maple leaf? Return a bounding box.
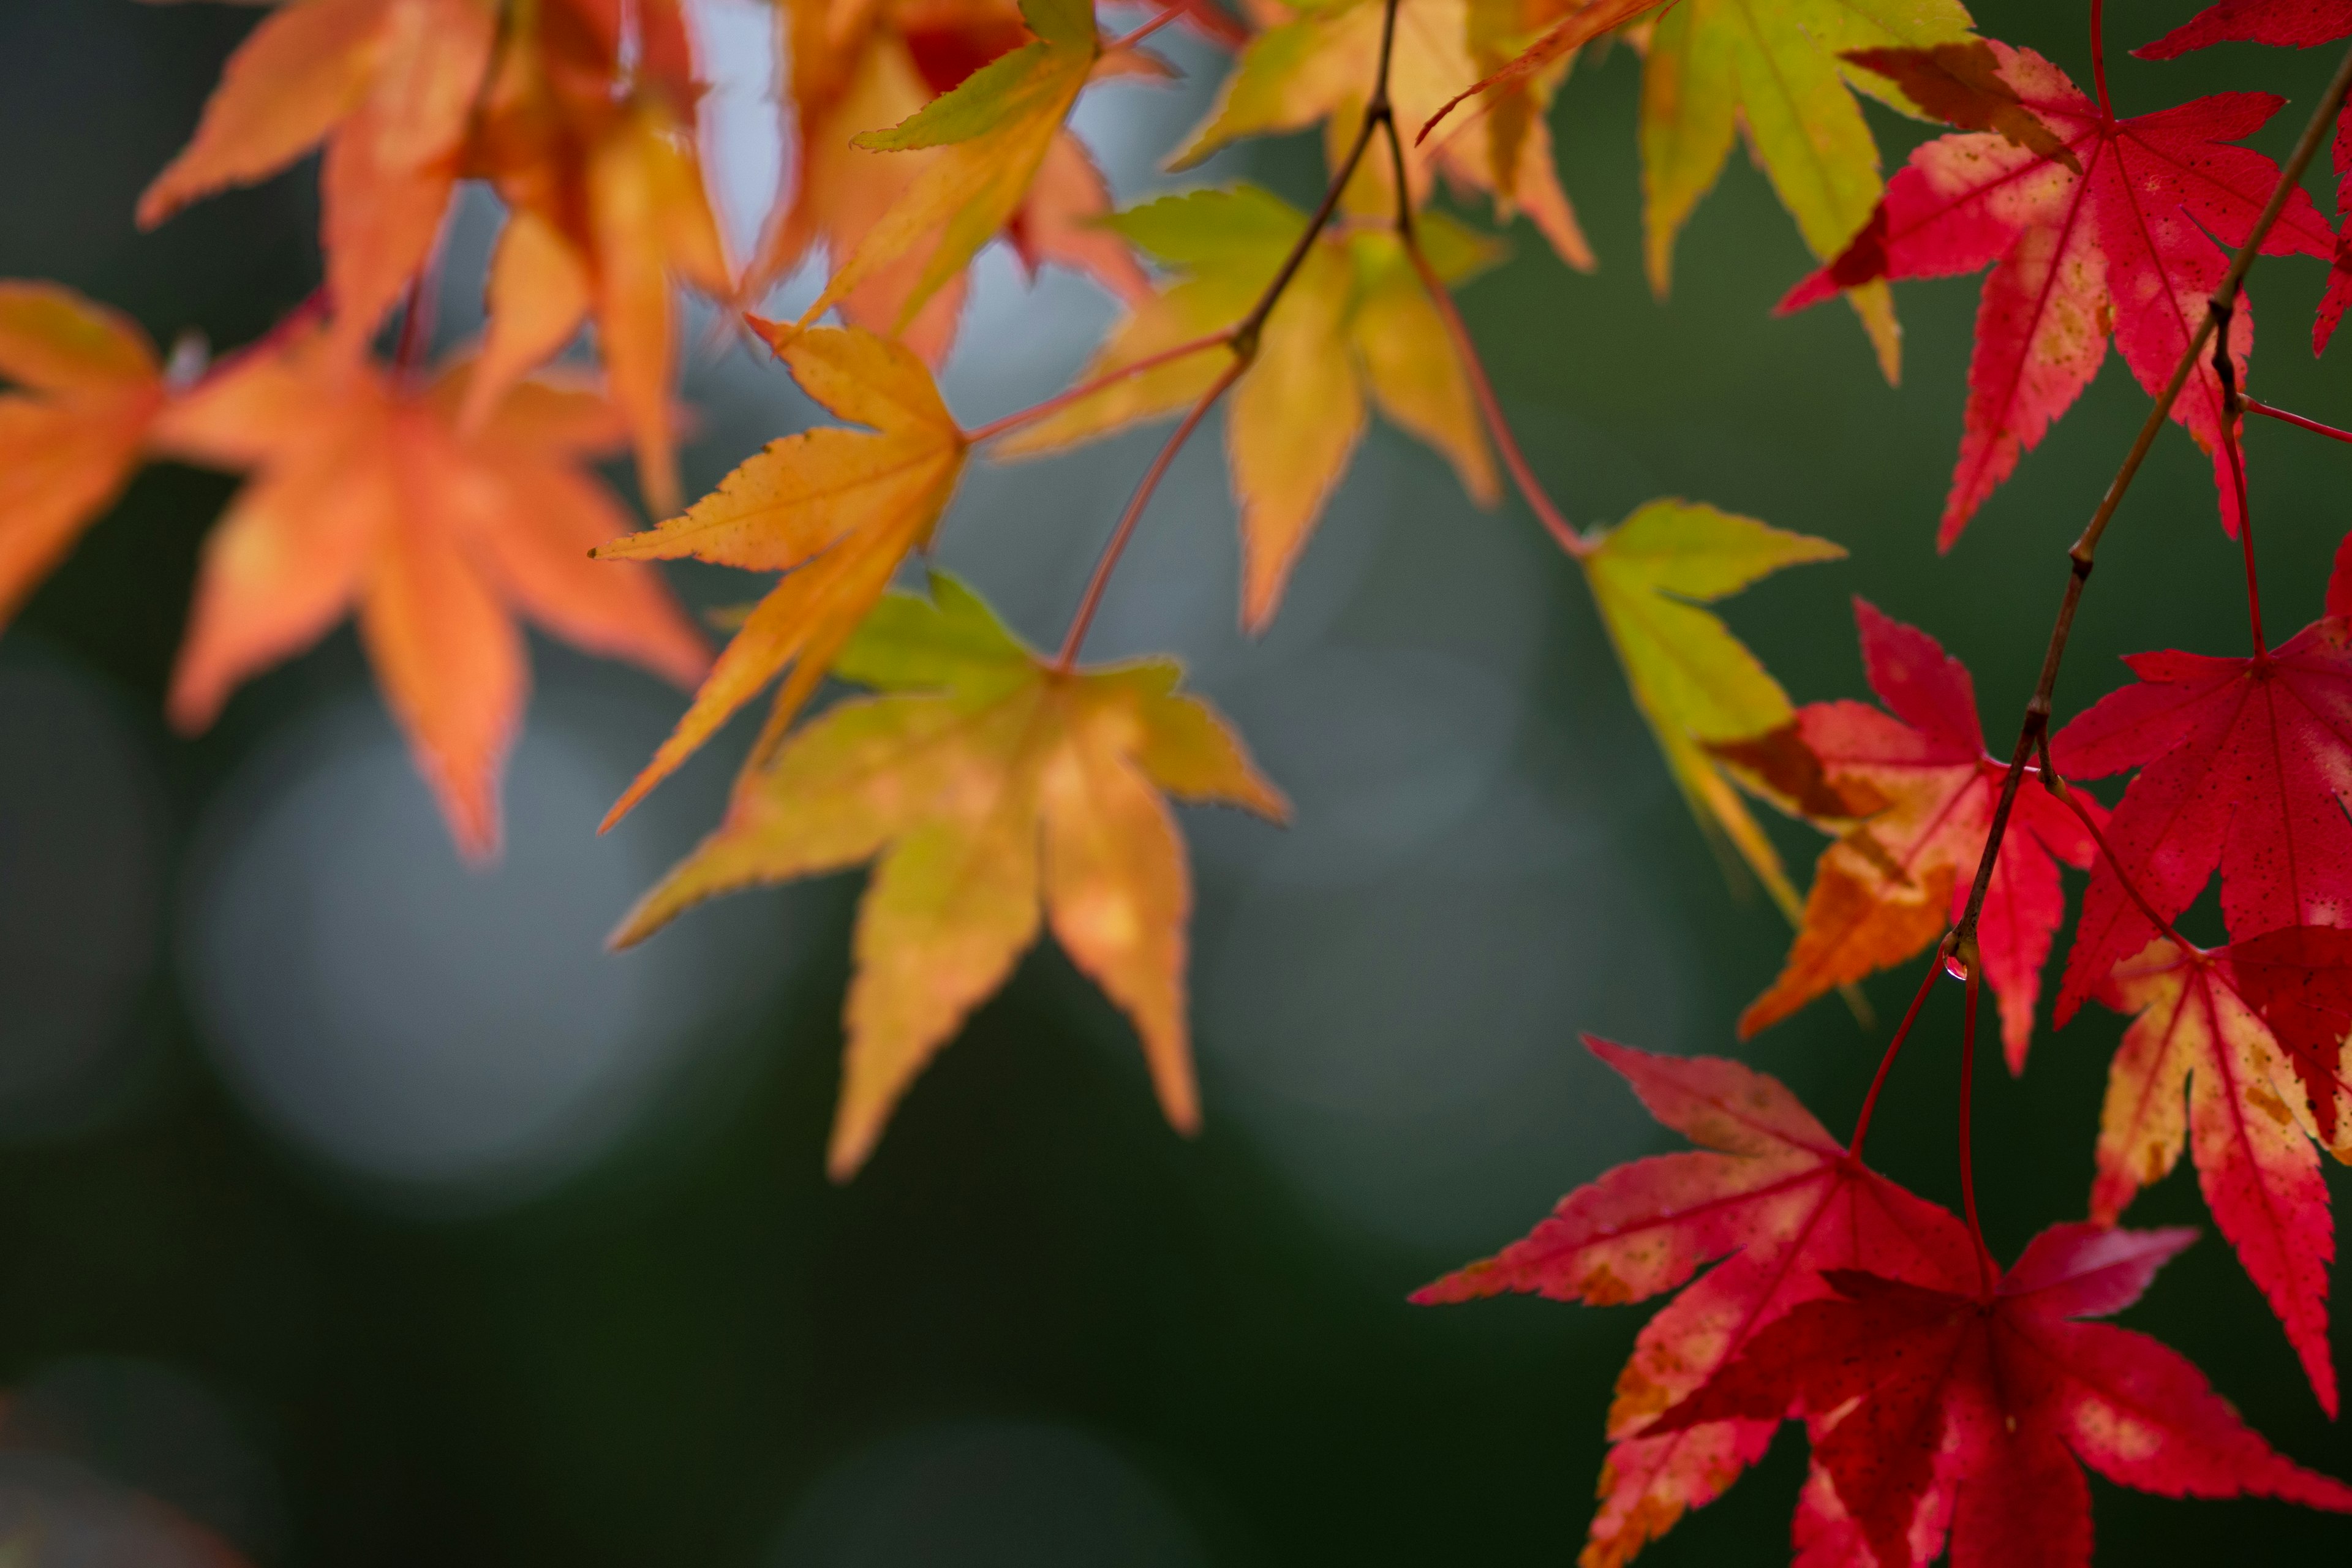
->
[1413,1038,1978,1568]
[2090,935,2352,1415]
[138,0,499,355]
[2049,603,2352,1027]
[1420,0,1978,379]
[2134,0,2352,353]
[993,184,1501,629]
[748,0,1152,363]
[0,283,167,625]
[611,571,1286,1177]
[793,0,1143,344]
[462,0,732,514]
[1649,1223,2352,1567]
[1578,500,1845,924]
[1172,0,1596,271]
[1781,42,2335,548]
[594,322,970,827]
[1841,42,2079,172]
[1736,600,2100,1068]
[152,326,710,859]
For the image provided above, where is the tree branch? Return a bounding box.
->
[1948,36,2352,952]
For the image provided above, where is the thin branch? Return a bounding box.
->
[965,333,1233,444]
[1107,4,1187,53]
[1847,942,1951,1159]
[1054,358,1245,670]
[2211,293,2266,652]
[1047,0,1403,666]
[1949,35,2352,953]
[1958,949,1995,1296]
[2244,394,2352,445]
[1379,120,1587,556]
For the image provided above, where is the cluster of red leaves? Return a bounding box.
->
[1420,1042,2352,1567]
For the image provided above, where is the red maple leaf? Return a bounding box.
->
[2135,0,2352,352]
[2048,578,2352,1024]
[1737,600,2100,1070]
[1412,1038,1977,1568]
[1779,42,2334,548]
[1650,1223,2352,1568]
[2090,932,2352,1414]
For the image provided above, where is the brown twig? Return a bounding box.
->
[1054,358,1245,670]
[1948,35,2352,954]
[2211,292,2267,652]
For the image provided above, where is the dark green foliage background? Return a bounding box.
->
[0,0,2346,1561]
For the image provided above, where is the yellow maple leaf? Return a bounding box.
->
[995,184,1501,629]
[1580,499,1844,918]
[613,573,1286,1177]
[1176,0,1595,269]
[595,321,971,828]
[1425,0,1977,379]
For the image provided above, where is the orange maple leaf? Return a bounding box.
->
[595,320,969,827]
[462,0,733,514]
[0,283,167,625]
[138,0,500,356]
[750,0,1155,363]
[153,326,709,859]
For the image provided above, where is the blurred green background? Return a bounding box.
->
[0,0,2348,1562]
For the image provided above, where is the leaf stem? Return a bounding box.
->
[1948,35,2352,957]
[964,333,1233,444]
[2243,394,2352,445]
[393,271,433,385]
[2034,739,2196,953]
[2089,0,2114,121]
[2211,292,2266,653]
[1054,356,1245,670]
[1847,945,1950,1161]
[1047,0,1402,665]
[1959,949,1994,1296]
[1379,119,1586,556]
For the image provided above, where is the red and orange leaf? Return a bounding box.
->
[792,0,1140,344]
[1740,600,2100,1068]
[2050,598,2352,1024]
[1780,42,2334,546]
[141,0,497,352]
[749,0,1150,364]
[0,282,167,625]
[464,0,731,511]
[2092,937,2345,1414]
[1651,1224,2352,1568]
[1413,1039,1977,1568]
[595,321,969,828]
[611,574,1284,1177]
[153,326,707,859]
